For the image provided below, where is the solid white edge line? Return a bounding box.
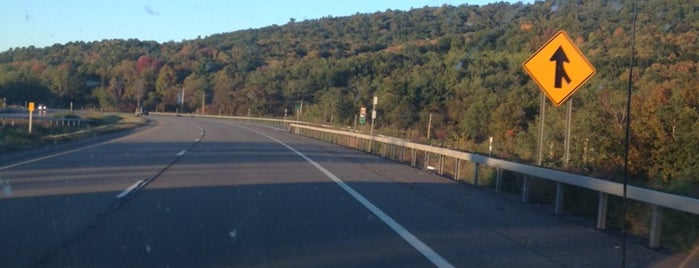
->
[116,179,146,199]
[251,129,454,268]
[0,120,159,171]
[0,141,109,171]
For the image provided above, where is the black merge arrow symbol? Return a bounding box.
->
[550,46,571,88]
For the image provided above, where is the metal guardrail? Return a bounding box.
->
[288,123,699,249]
[151,112,312,128]
[0,116,90,128]
[154,113,698,248]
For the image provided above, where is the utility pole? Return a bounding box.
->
[201,92,205,114]
[179,86,185,113]
[427,113,433,140]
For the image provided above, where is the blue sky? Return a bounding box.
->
[1,0,530,53]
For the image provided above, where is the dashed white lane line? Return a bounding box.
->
[176,150,187,156]
[116,179,147,199]
[247,127,454,268]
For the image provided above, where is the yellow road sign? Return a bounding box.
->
[523,30,595,106]
[28,102,35,112]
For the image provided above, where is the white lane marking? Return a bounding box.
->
[0,141,109,171]
[194,138,201,142]
[116,179,146,199]
[176,150,187,156]
[249,128,454,268]
[0,121,158,171]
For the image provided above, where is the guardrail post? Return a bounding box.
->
[401,146,405,163]
[424,152,430,171]
[522,176,529,203]
[282,124,699,236]
[596,192,608,229]
[495,168,503,193]
[650,205,662,248]
[473,163,480,186]
[411,148,417,167]
[438,155,445,176]
[454,159,460,181]
[554,182,564,215]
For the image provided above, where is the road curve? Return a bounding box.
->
[0,115,685,267]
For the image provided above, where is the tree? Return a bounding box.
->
[155,65,178,112]
[182,73,209,113]
[211,66,242,115]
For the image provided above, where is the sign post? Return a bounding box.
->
[524,30,595,215]
[370,97,378,135]
[524,30,595,165]
[28,102,35,134]
[524,31,595,165]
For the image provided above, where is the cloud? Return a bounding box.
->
[144,5,160,16]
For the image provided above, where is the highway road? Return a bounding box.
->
[0,115,688,267]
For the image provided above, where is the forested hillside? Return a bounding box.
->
[1,0,697,197]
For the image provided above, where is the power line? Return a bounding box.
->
[621,0,639,267]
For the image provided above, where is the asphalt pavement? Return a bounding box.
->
[0,115,693,267]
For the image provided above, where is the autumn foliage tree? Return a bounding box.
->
[0,0,697,200]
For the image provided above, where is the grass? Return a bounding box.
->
[0,112,145,153]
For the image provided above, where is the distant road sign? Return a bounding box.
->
[523,30,595,106]
[359,107,366,125]
[28,102,35,112]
